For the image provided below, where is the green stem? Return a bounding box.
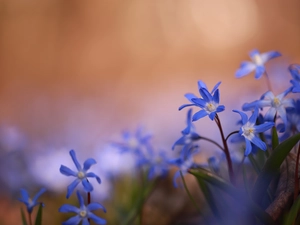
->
[180,171,202,214]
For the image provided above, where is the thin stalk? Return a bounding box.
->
[264,71,273,92]
[28,213,32,225]
[215,114,235,185]
[225,130,239,142]
[180,171,202,214]
[294,143,300,201]
[87,179,91,223]
[199,136,224,151]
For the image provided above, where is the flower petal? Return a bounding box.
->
[87,203,106,212]
[244,139,252,156]
[192,110,207,121]
[232,110,248,125]
[32,188,46,203]
[89,212,107,224]
[211,81,221,94]
[86,172,101,184]
[19,189,29,202]
[199,88,212,102]
[254,122,274,133]
[59,204,80,214]
[264,107,277,121]
[212,89,220,103]
[62,215,81,225]
[249,107,259,124]
[82,179,93,192]
[60,165,77,177]
[251,136,267,151]
[178,103,195,111]
[70,150,82,171]
[235,61,256,78]
[66,179,80,199]
[76,191,85,207]
[184,93,198,102]
[254,65,265,79]
[260,51,281,64]
[83,158,97,171]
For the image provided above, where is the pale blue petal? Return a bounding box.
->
[173,170,181,188]
[216,105,225,113]
[244,139,252,156]
[191,98,207,108]
[59,204,80,213]
[212,89,220,103]
[184,93,198,102]
[199,88,212,102]
[249,49,260,58]
[82,219,89,225]
[172,136,187,149]
[62,215,81,225]
[232,110,248,124]
[260,51,281,63]
[89,213,107,224]
[82,179,93,192]
[32,188,46,203]
[192,110,208,121]
[83,158,97,171]
[70,150,82,171]
[87,203,106,212]
[179,103,195,111]
[254,122,274,133]
[211,81,221,94]
[249,107,259,124]
[264,108,277,121]
[86,172,101,184]
[251,136,267,151]
[254,65,265,79]
[208,112,216,120]
[235,61,256,78]
[289,64,300,80]
[20,189,29,202]
[66,179,80,198]
[197,80,207,90]
[60,165,77,177]
[76,191,85,207]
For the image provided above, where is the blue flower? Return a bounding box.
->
[59,190,106,225]
[179,81,225,121]
[235,49,281,79]
[172,109,201,150]
[145,148,170,180]
[242,88,294,131]
[289,64,300,93]
[18,188,46,213]
[112,127,152,155]
[169,145,199,187]
[60,150,101,198]
[233,108,274,156]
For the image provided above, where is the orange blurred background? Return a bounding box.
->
[0,0,299,224]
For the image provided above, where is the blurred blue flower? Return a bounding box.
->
[145,148,170,180]
[233,107,274,156]
[179,81,225,121]
[169,145,199,187]
[289,64,300,93]
[172,109,200,150]
[235,49,281,79]
[60,150,101,198]
[112,126,152,156]
[59,190,106,225]
[18,188,46,213]
[242,88,294,131]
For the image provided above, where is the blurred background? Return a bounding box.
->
[0,0,299,224]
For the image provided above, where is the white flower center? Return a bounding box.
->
[77,171,85,179]
[205,102,217,113]
[271,97,281,108]
[242,123,255,140]
[128,137,139,149]
[79,210,87,218]
[253,54,263,65]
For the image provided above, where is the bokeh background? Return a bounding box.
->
[0,0,299,224]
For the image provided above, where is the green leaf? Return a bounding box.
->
[251,133,300,205]
[20,208,28,225]
[196,178,221,220]
[189,168,273,224]
[271,126,279,149]
[34,204,43,225]
[283,196,300,225]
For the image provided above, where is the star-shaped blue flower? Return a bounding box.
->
[235,49,281,79]
[59,190,106,225]
[179,81,225,121]
[289,64,300,93]
[233,107,274,156]
[18,188,46,214]
[172,109,201,150]
[60,150,101,198]
[242,88,294,132]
